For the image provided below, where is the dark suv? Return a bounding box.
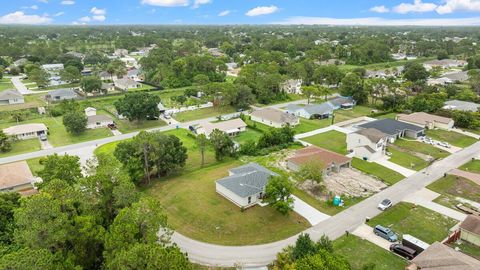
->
[390,244,416,260]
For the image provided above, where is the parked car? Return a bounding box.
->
[164,114,171,119]
[107,123,117,130]
[390,244,417,260]
[436,141,451,148]
[39,133,47,141]
[378,199,392,211]
[373,225,398,242]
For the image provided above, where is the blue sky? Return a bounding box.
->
[0,0,479,25]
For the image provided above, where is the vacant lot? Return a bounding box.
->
[427,175,480,209]
[302,130,347,154]
[367,202,457,244]
[395,139,449,160]
[333,106,375,123]
[387,148,428,171]
[145,161,310,245]
[334,235,407,270]
[459,160,480,174]
[294,118,331,134]
[174,106,236,122]
[426,129,477,148]
[351,158,404,185]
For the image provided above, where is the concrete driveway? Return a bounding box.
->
[10,76,48,95]
[352,224,393,250]
[39,139,53,150]
[291,195,330,226]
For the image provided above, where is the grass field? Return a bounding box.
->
[0,78,14,91]
[333,106,375,123]
[351,158,404,185]
[145,160,310,245]
[234,127,263,145]
[334,235,407,270]
[427,175,480,209]
[387,148,428,171]
[26,157,44,175]
[115,118,167,133]
[302,130,347,154]
[292,188,364,216]
[426,129,477,148]
[0,139,41,158]
[394,139,449,160]
[174,106,236,122]
[367,202,457,244]
[460,160,480,173]
[294,118,331,134]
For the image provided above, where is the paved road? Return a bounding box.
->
[10,76,48,95]
[172,141,480,267]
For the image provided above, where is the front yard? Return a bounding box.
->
[0,139,41,158]
[145,160,310,245]
[387,148,429,171]
[459,159,480,173]
[427,175,480,210]
[351,158,404,185]
[334,235,407,270]
[426,129,477,148]
[394,139,449,160]
[367,202,457,244]
[302,130,347,154]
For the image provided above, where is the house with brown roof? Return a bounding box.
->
[287,145,351,175]
[250,108,299,128]
[347,128,389,161]
[398,112,454,130]
[0,161,36,192]
[409,242,480,270]
[196,118,247,138]
[460,215,480,247]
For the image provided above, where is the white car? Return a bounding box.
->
[378,199,392,211]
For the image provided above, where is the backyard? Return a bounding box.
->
[294,118,331,134]
[233,127,263,145]
[174,105,236,122]
[333,106,376,124]
[334,235,407,270]
[427,175,480,209]
[426,129,477,148]
[302,130,347,154]
[367,202,457,244]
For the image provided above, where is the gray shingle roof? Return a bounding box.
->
[48,88,77,98]
[0,89,23,100]
[328,96,355,107]
[444,100,480,112]
[358,119,424,136]
[216,163,277,198]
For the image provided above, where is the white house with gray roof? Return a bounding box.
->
[215,163,277,208]
[285,102,334,119]
[443,100,480,112]
[0,90,24,105]
[46,89,78,102]
[250,108,299,128]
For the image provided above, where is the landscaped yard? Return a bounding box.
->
[426,129,477,148]
[145,160,310,245]
[351,158,404,185]
[427,175,480,209]
[459,159,480,173]
[334,235,407,270]
[294,118,331,134]
[174,106,236,122]
[333,106,375,124]
[234,127,263,145]
[0,139,41,158]
[367,202,457,244]
[387,148,429,171]
[302,130,347,154]
[395,139,449,160]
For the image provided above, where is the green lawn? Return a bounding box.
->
[234,128,263,145]
[115,119,167,133]
[0,139,41,158]
[174,106,236,122]
[0,78,14,91]
[0,93,47,112]
[367,202,457,244]
[334,235,407,270]
[294,118,331,134]
[351,158,404,185]
[459,160,480,173]
[387,148,429,171]
[145,160,310,245]
[395,139,449,160]
[448,241,480,260]
[375,113,397,119]
[333,106,376,124]
[426,129,477,148]
[427,175,480,209]
[26,157,44,175]
[302,131,347,154]
[292,188,364,216]
[244,117,272,133]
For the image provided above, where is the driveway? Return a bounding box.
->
[110,129,122,136]
[351,224,392,250]
[291,195,330,226]
[39,139,53,150]
[374,157,417,177]
[403,188,467,221]
[10,76,48,95]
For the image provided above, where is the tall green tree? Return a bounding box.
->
[209,129,235,161]
[114,92,161,122]
[80,76,103,93]
[62,110,87,134]
[264,175,294,215]
[60,66,81,83]
[196,134,208,167]
[37,154,82,186]
[301,86,318,104]
[340,73,368,104]
[403,62,429,83]
[0,192,20,244]
[0,130,12,153]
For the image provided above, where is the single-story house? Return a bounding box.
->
[287,145,351,175]
[84,107,97,117]
[397,112,454,130]
[101,83,115,92]
[215,163,277,208]
[99,71,113,81]
[114,77,141,91]
[443,71,469,83]
[0,161,36,192]
[328,96,356,110]
[443,100,480,112]
[459,215,480,247]
[46,89,78,102]
[114,49,129,57]
[0,89,24,105]
[281,79,303,94]
[357,119,425,141]
[3,123,48,140]
[427,77,453,86]
[86,115,114,129]
[127,69,141,81]
[285,102,334,119]
[196,118,247,138]
[409,242,480,270]
[423,59,468,71]
[347,128,389,161]
[41,63,64,72]
[250,108,299,128]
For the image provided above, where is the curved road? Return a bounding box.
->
[172,142,480,267]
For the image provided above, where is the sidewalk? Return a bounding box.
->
[291,195,330,226]
[374,157,417,177]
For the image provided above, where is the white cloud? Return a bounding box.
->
[54,12,65,17]
[246,5,279,16]
[37,0,48,3]
[61,1,75,5]
[141,0,189,7]
[370,5,390,13]
[192,0,211,9]
[436,0,480,14]
[218,10,230,16]
[393,0,437,14]
[92,15,106,22]
[22,5,39,10]
[75,7,107,24]
[90,7,106,15]
[30,5,39,10]
[0,11,52,24]
[79,16,91,22]
[273,16,480,26]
